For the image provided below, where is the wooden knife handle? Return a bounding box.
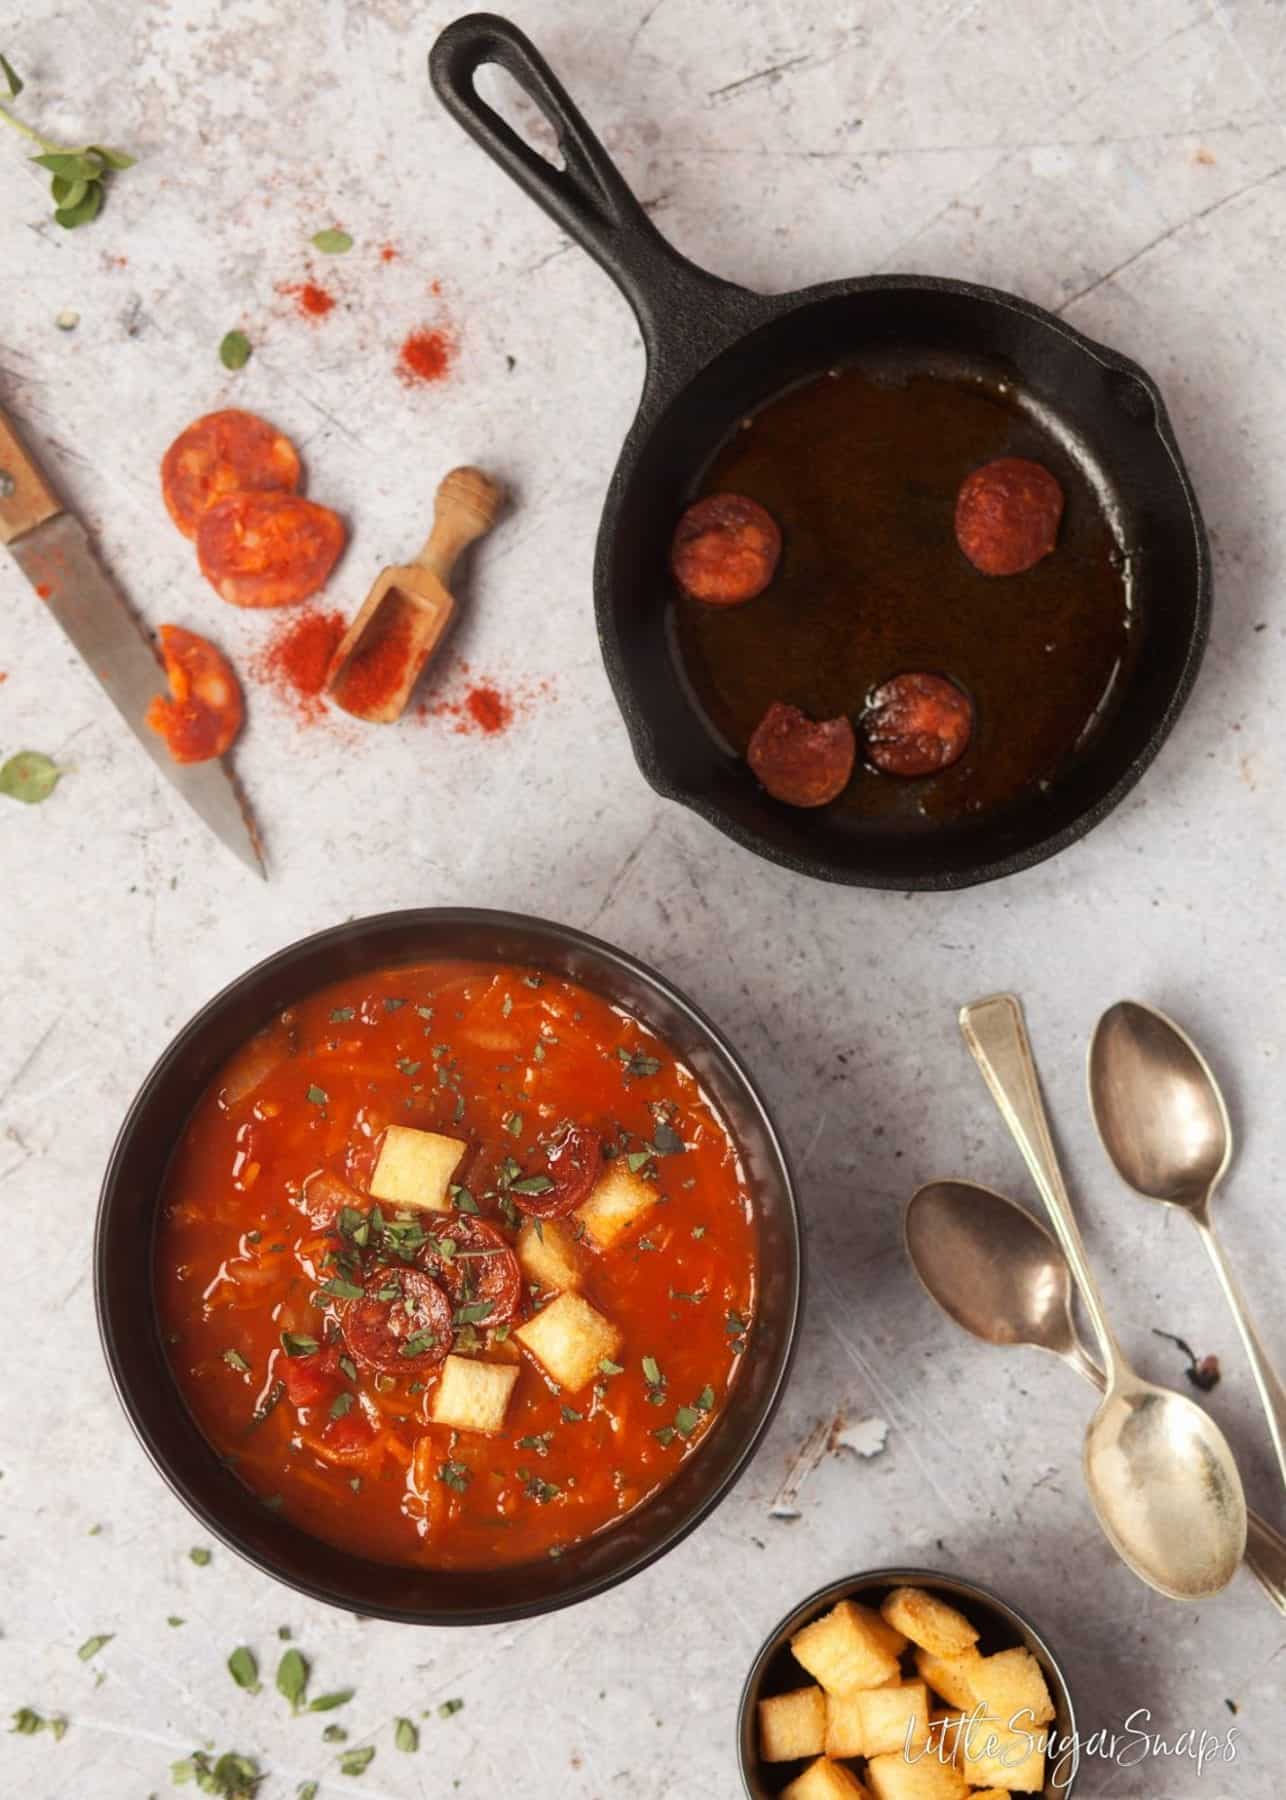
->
[0,407,63,546]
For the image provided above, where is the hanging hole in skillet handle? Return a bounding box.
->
[429,13,761,370]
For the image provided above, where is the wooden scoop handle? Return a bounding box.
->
[417,466,504,583]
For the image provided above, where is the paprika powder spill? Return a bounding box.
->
[251,608,346,723]
[279,281,336,319]
[398,326,454,386]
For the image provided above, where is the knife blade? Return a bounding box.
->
[0,406,265,876]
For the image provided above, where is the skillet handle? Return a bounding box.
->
[429,14,757,369]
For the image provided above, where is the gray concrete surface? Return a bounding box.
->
[2,1,1283,1794]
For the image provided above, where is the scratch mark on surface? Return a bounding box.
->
[768,1417,829,1517]
[708,53,811,101]
[1055,160,1286,312]
[0,1012,64,1108]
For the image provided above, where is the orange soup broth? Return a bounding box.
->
[156,960,759,1569]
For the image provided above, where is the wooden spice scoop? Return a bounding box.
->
[328,465,503,722]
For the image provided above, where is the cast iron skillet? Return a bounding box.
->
[430,14,1210,890]
[95,909,800,1624]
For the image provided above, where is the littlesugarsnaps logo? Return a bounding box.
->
[907,1705,1240,1789]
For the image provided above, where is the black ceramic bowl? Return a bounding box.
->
[95,909,801,1624]
[738,1567,1079,1798]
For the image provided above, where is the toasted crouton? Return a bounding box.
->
[429,1355,519,1435]
[913,1646,983,1712]
[856,1680,930,1757]
[515,1292,622,1392]
[782,1757,872,1799]
[958,1718,1046,1791]
[968,1646,1055,1728]
[577,1161,658,1248]
[880,1586,979,1658]
[758,1686,826,1762]
[864,1749,969,1800]
[791,1600,907,1694]
[369,1126,466,1212]
[516,1217,583,1293]
[823,1687,865,1759]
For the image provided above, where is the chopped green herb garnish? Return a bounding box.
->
[226,1647,259,1692]
[322,1725,347,1743]
[641,1356,662,1387]
[561,1405,583,1423]
[337,1745,376,1776]
[492,1323,511,1342]
[397,1058,422,1076]
[394,1717,419,1753]
[77,1633,112,1661]
[329,1392,354,1420]
[674,1405,700,1436]
[298,1785,320,1800]
[504,1112,523,1137]
[438,1698,464,1718]
[338,1355,357,1382]
[306,1085,328,1106]
[311,228,353,254]
[168,1615,185,1627]
[222,1349,250,1374]
[189,1546,212,1566]
[617,1048,661,1078]
[383,997,407,1012]
[454,1300,494,1326]
[12,1707,68,1739]
[219,329,251,372]
[309,1689,354,1713]
[439,1460,470,1492]
[329,1007,355,1022]
[625,1150,653,1174]
[0,750,61,803]
[517,1432,552,1456]
[694,1384,715,1411]
[415,1004,434,1020]
[276,1647,309,1713]
[318,1277,363,1301]
[598,1358,623,1376]
[170,1750,262,1796]
[650,1120,684,1155]
[525,1475,560,1504]
[691,1225,706,1239]
[510,1174,554,1196]
[399,1330,439,1358]
[450,1185,480,1215]
[653,1426,677,1447]
[637,1236,658,1252]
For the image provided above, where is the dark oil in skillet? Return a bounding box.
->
[670,362,1136,827]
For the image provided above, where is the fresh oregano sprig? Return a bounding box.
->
[0,53,133,227]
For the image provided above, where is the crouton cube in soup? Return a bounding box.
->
[155,960,758,1569]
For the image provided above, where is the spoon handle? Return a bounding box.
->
[1065,1346,1286,1613]
[960,994,1125,1385]
[1192,1214,1286,1491]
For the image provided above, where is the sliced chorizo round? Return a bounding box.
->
[863,672,973,777]
[161,409,301,540]
[342,1265,452,1374]
[955,457,1063,576]
[196,492,346,608]
[145,624,244,763]
[419,1216,523,1324]
[746,701,856,807]
[513,1125,603,1221]
[671,494,782,605]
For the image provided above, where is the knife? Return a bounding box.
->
[0,405,265,876]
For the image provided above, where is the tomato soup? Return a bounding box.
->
[156,960,759,1569]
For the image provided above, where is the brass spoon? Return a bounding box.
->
[905,1178,1286,1612]
[1089,999,1286,1493]
[959,993,1246,1600]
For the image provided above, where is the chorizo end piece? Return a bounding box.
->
[145,624,244,763]
[747,701,856,807]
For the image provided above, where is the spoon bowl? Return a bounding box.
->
[1089,1001,1230,1208]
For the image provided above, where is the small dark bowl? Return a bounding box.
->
[95,908,801,1624]
[738,1567,1079,1797]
